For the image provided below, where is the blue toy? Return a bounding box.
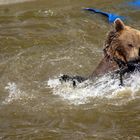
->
[84,8,125,23]
[128,0,140,8]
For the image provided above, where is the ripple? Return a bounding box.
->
[0,0,34,5]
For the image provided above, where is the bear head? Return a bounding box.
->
[103,19,140,65]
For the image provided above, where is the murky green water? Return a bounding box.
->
[0,0,140,140]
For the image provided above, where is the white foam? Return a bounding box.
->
[38,9,54,17]
[48,72,140,105]
[3,82,34,105]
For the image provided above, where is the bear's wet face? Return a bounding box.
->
[104,19,140,64]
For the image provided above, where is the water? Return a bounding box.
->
[0,0,140,139]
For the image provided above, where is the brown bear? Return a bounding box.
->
[91,19,140,75]
[60,19,140,86]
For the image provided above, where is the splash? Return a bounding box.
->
[48,72,140,105]
[3,82,34,105]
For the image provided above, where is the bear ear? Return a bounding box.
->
[114,18,125,32]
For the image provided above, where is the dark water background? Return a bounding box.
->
[0,0,140,139]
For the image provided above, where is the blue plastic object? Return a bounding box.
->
[84,8,125,23]
[128,0,140,8]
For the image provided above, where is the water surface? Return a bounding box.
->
[0,0,140,140]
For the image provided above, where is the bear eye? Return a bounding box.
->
[128,44,134,48]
